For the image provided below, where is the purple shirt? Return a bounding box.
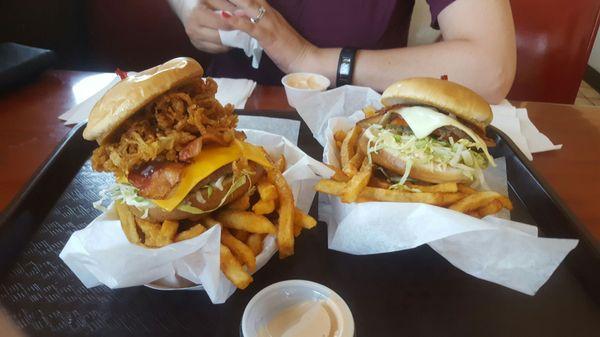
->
[207,0,455,84]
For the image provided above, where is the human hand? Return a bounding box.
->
[219,0,317,73]
[169,0,237,53]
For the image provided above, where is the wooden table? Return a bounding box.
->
[1,70,599,242]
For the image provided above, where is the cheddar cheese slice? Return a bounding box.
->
[150,140,272,211]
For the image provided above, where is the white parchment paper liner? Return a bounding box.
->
[296,86,578,295]
[60,129,333,304]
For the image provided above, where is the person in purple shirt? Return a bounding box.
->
[168,0,515,104]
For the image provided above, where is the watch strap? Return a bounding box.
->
[336,48,357,87]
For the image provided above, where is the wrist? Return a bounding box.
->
[287,43,318,74]
[335,48,357,87]
[291,47,339,84]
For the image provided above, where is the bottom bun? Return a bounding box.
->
[358,131,471,184]
[128,205,202,223]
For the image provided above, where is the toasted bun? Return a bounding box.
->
[358,131,471,184]
[83,57,204,143]
[129,206,203,223]
[381,78,492,132]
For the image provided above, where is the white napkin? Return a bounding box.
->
[214,77,257,108]
[60,128,333,304]
[296,85,578,295]
[219,29,263,69]
[491,100,562,160]
[58,74,257,125]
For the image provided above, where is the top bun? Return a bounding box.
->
[83,57,204,143]
[381,77,492,132]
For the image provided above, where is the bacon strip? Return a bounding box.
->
[179,137,203,161]
[128,162,185,199]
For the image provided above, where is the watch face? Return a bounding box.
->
[340,62,350,76]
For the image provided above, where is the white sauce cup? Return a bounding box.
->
[241,280,354,337]
[281,73,330,108]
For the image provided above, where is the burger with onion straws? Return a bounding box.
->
[85,57,272,239]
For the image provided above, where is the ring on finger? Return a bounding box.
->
[250,6,266,24]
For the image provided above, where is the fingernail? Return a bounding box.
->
[221,11,232,18]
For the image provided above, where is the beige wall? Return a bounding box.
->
[589,32,600,71]
[408,0,440,46]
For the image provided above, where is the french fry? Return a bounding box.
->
[340,126,361,170]
[220,244,252,289]
[267,166,295,258]
[361,187,466,206]
[154,220,179,247]
[253,180,278,214]
[221,228,257,272]
[257,181,278,201]
[252,199,275,215]
[232,229,250,242]
[449,191,504,213]
[226,194,250,211]
[341,158,372,203]
[135,218,161,247]
[326,164,350,182]
[275,154,286,172]
[315,179,346,195]
[405,182,458,193]
[215,210,277,234]
[317,180,465,206]
[457,184,477,195]
[294,207,317,229]
[456,184,513,211]
[175,223,207,242]
[115,201,140,244]
[336,140,343,150]
[343,151,365,176]
[246,233,265,255]
[293,224,303,237]
[476,199,503,217]
[466,210,481,218]
[362,105,378,118]
[498,195,514,211]
[368,176,391,189]
[333,130,347,142]
[203,216,222,229]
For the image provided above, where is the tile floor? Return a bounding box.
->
[575,81,600,106]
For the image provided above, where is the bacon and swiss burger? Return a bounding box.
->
[359,77,496,188]
[316,77,512,217]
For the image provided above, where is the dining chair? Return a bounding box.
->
[508,0,600,104]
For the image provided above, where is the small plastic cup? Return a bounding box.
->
[281,72,330,108]
[241,279,354,337]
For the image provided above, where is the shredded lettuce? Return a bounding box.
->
[176,173,249,215]
[367,125,490,188]
[93,183,154,218]
[195,191,206,203]
[176,203,206,214]
[94,172,251,217]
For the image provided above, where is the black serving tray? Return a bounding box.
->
[0,110,599,337]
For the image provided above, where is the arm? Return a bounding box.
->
[223,0,516,103]
[306,0,516,103]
